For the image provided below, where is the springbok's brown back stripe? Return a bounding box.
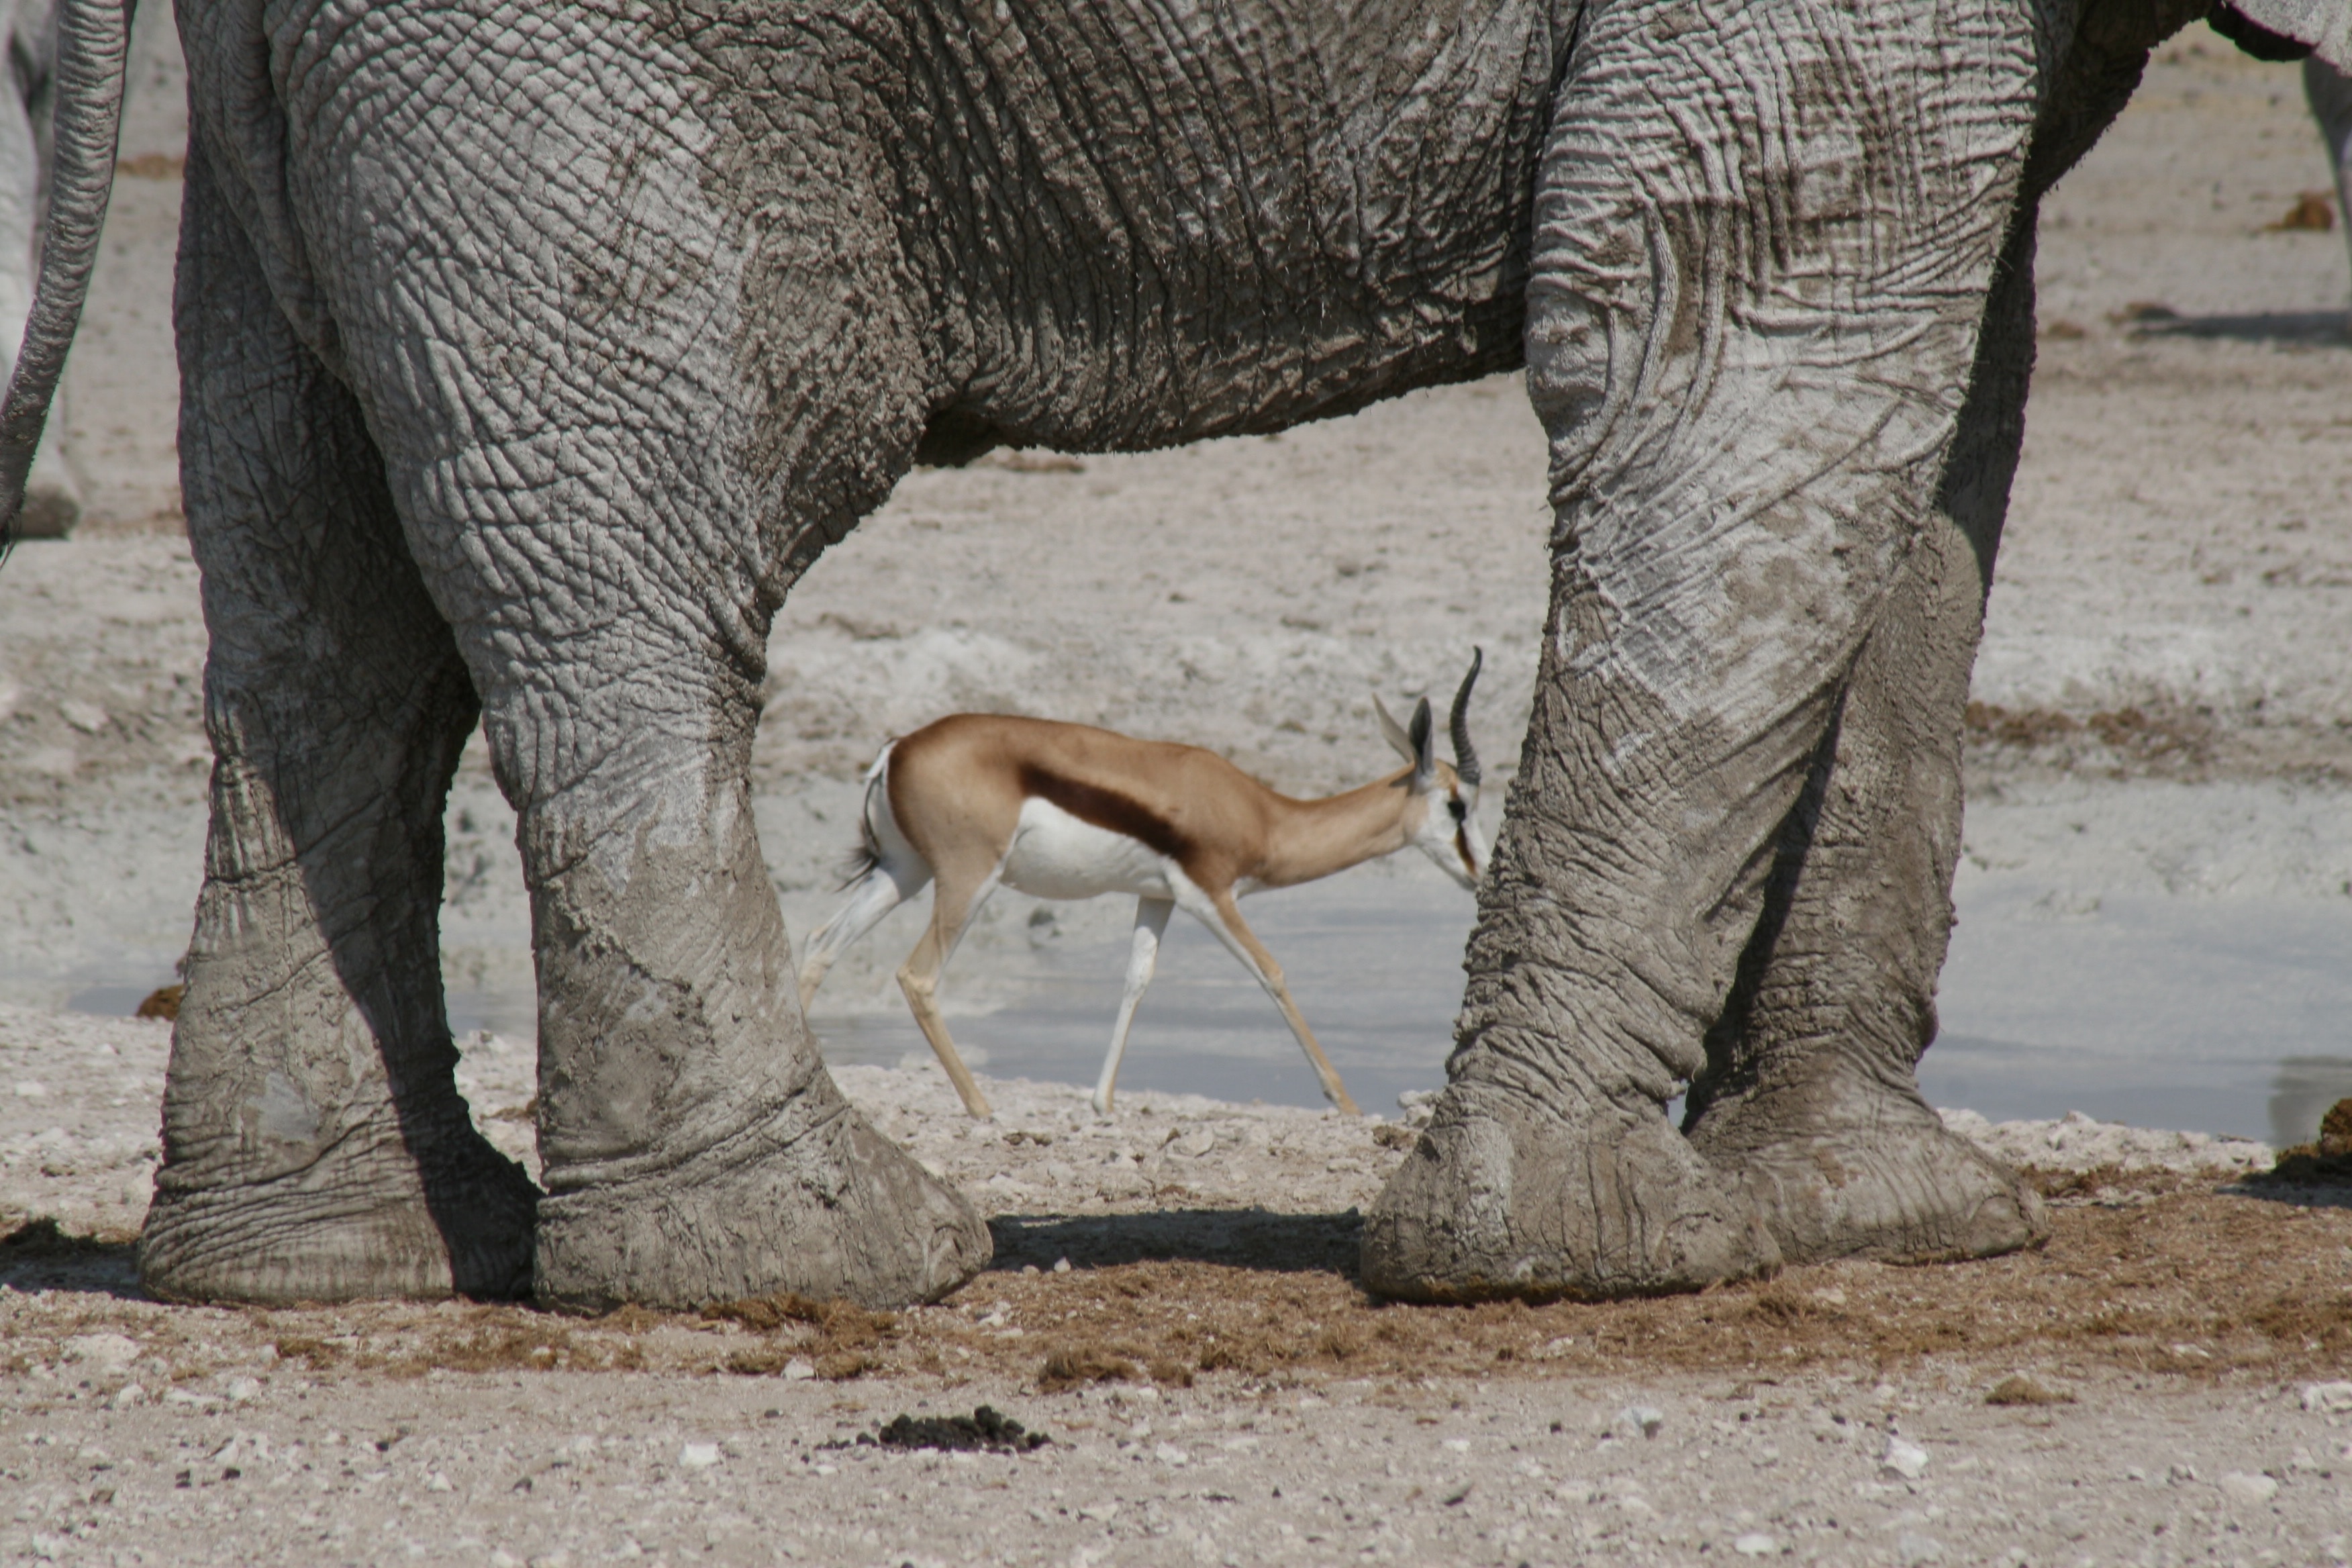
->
[1016,763,1195,869]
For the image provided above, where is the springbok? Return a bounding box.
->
[796,652,1489,1119]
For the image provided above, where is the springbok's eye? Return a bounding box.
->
[1447,798,1467,822]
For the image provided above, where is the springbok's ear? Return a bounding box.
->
[1374,695,1417,763]
[1408,697,1436,785]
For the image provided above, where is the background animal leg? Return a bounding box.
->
[1194,892,1360,1117]
[1091,895,1173,1116]
[140,150,537,1306]
[895,871,1001,1119]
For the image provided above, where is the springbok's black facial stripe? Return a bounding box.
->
[1447,798,1467,822]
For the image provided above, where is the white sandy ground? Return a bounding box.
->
[0,1003,2333,1568]
[0,25,2349,1568]
[2,1318,2351,1568]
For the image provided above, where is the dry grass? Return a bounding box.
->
[703,1291,899,1381]
[1986,1374,2074,1406]
[1036,1345,1140,1393]
[1963,699,2216,772]
[11,1181,2352,1395]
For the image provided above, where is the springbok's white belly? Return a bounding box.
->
[999,797,1177,901]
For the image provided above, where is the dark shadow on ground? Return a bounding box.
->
[2137,309,2350,346]
[987,1208,1361,1277]
[0,1218,142,1297]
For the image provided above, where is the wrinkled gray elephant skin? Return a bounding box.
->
[2,0,2327,1310]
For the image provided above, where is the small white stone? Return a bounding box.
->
[426,1471,453,1492]
[677,1442,721,1471]
[1442,1438,1471,1453]
[781,1358,816,1381]
[1616,1405,1664,1439]
[222,1375,260,1404]
[1732,1532,1779,1557]
[489,1553,523,1568]
[1154,1442,1190,1466]
[1896,1531,1945,1565]
[64,1333,141,1371]
[11,1080,47,1099]
[2218,1471,2280,1508]
[2301,1381,2352,1414]
[1881,1438,1930,1480]
[110,1383,146,1410]
[58,699,109,734]
[1052,1257,1073,1274]
[1077,1502,1119,1522]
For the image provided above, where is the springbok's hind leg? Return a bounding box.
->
[1092,895,1174,1115]
[799,864,926,1012]
[896,869,1001,1119]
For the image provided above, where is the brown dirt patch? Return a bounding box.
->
[1963,699,2217,774]
[10,1180,2352,1400]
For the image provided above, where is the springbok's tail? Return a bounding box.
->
[0,0,132,562]
[832,740,897,890]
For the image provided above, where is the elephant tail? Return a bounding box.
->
[0,0,132,563]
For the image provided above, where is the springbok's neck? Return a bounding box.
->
[1253,770,1420,887]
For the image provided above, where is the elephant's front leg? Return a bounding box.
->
[1365,0,2049,1300]
[275,36,993,1312]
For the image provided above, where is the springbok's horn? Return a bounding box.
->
[1449,648,1483,788]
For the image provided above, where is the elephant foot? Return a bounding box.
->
[534,1079,990,1313]
[140,1116,538,1305]
[1687,1073,2047,1265]
[1361,1081,1780,1302]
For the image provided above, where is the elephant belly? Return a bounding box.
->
[999,797,1176,901]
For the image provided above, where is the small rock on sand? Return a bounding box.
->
[2300,1382,2352,1414]
[1883,1437,1931,1480]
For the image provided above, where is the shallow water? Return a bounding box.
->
[811,877,1480,1124]
[37,795,2351,1147]
[807,874,2352,1146]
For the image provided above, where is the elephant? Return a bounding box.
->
[0,0,2341,1312]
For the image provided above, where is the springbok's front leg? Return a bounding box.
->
[1192,891,1362,1118]
[895,867,1000,1120]
[1092,896,1175,1116]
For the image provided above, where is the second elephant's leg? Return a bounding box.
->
[1364,0,2047,1300]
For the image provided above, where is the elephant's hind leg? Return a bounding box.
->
[1364,0,2055,1302]
[139,148,538,1305]
[1676,222,2052,1268]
